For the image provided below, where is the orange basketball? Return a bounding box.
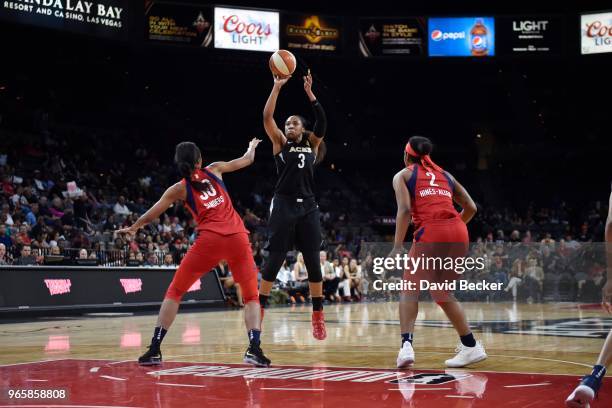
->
[269,49,296,78]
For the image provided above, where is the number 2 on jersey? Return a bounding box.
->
[425,172,439,187]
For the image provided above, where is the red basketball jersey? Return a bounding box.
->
[406,164,459,229]
[182,167,248,236]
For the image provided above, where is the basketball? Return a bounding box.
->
[269,49,296,78]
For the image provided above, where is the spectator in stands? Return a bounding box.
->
[0,243,8,265]
[505,259,524,301]
[78,248,88,259]
[32,248,44,265]
[1,204,13,226]
[489,255,508,284]
[348,258,363,301]
[292,252,309,303]
[338,256,352,301]
[25,202,39,226]
[113,196,131,217]
[216,261,243,307]
[15,244,36,265]
[524,257,544,303]
[162,253,175,267]
[50,245,61,256]
[0,224,11,248]
[270,257,288,282]
[321,251,340,302]
[145,252,159,267]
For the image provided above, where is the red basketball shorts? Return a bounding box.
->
[165,231,259,304]
[403,217,469,302]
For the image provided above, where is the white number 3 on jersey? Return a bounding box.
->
[298,153,306,169]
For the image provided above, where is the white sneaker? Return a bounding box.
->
[396,341,415,368]
[445,341,487,368]
[565,384,594,408]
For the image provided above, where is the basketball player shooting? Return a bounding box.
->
[259,65,328,340]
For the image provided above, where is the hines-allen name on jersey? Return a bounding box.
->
[289,146,313,153]
[418,188,451,198]
[203,195,225,209]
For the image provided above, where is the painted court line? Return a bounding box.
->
[445,395,475,399]
[25,379,48,382]
[100,375,127,381]
[505,382,552,388]
[261,388,325,391]
[156,383,207,388]
[90,367,100,373]
[388,388,451,391]
[0,406,144,408]
[0,358,68,368]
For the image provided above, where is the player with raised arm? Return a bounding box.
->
[117,139,271,367]
[259,70,328,340]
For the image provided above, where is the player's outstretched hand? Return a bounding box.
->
[116,226,138,237]
[273,74,290,87]
[602,280,612,314]
[249,138,262,150]
[303,69,315,100]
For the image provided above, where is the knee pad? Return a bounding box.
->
[165,285,185,302]
[261,251,286,282]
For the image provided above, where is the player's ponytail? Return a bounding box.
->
[174,142,202,180]
[407,136,433,158]
[405,136,443,172]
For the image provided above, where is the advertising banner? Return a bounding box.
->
[428,17,495,57]
[359,17,425,57]
[214,6,279,52]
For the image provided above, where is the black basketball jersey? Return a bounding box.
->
[273,137,316,197]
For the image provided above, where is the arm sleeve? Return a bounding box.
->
[311,99,327,139]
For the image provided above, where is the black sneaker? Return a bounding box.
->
[138,346,162,366]
[243,343,271,367]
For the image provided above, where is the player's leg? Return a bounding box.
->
[566,329,612,407]
[139,234,219,365]
[398,291,418,368]
[398,245,421,368]
[225,232,271,367]
[259,197,294,314]
[433,222,486,368]
[296,203,326,340]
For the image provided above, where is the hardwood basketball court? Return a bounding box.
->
[1,302,610,407]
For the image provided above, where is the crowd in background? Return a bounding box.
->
[0,137,608,306]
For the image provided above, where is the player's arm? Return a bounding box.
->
[263,75,289,155]
[450,175,477,224]
[603,188,612,313]
[303,70,327,151]
[208,138,262,176]
[116,182,185,235]
[392,170,412,251]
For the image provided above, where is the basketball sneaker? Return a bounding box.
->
[565,365,606,408]
[243,343,271,367]
[138,346,162,366]
[312,311,327,340]
[396,341,415,368]
[445,341,487,368]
